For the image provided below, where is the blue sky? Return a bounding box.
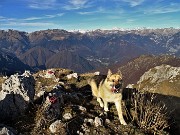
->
[0,0,180,32]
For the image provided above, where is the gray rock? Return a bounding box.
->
[94,117,103,127]
[49,120,64,133]
[0,125,18,135]
[63,113,73,120]
[0,71,35,121]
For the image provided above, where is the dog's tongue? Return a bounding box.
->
[111,86,122,93]
[111,86,117,93]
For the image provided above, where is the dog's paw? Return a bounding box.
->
[104,107,109,112]
[121,121,127,125]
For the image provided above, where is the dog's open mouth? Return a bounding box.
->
[111,86,122,93]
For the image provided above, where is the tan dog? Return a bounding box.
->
[88,69,127,125]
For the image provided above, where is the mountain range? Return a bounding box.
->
[0,28,179,74]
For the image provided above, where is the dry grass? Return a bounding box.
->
[129,91,170,134]
[33,68,73,94]
[34,76,59,94]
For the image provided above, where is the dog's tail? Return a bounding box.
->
[88,79,98,97]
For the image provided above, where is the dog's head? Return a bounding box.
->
[106,69,123,93]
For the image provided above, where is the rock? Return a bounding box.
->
[49,120,66,134]
[136,64,180,96]
[94,71,100,75]
[81,123,90,133]
[77,130,83,135]
[0,71,35,121]
[126,84,134,88]
[67,73,78,79]
[78,105,86,112]
[87,119,94,125]
[138,65,180,84]
[63,113,73,120]
[36,90,45,98]
[105,119,111,124]
[84,118,94,125]
[0,125,18,135]
[94,117,103,127]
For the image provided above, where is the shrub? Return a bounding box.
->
[128,91,170,134]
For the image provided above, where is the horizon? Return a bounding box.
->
[0,0,180,32]
[1,27,180,33]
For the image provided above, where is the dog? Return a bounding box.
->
[88,69,127,125]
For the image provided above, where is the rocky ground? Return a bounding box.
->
[0,67,179,135]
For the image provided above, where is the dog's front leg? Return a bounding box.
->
[97,97,104,108]
[103,100,109,111]
[115,100,127,125]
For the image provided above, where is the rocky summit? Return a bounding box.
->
[0,67,179,135]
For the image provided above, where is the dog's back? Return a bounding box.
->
[88,75,106,97]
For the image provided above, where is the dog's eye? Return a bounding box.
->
[112,79,115,82]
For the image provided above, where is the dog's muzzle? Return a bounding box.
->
[111,84,122,93]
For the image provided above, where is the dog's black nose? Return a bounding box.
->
[115,84,121,89]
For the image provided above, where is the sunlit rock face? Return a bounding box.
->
[0,71,35,121]
[137,65,180,97]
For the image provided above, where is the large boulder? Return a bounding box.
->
[0,71,35,121]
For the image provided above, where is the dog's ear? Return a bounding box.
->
[107,69,112,78]
[117,69,122,76]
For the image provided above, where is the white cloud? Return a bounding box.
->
[78,11,95,15]
[0,16,16,22]
[144,3,180,14]
[0,16,5,19]
[69,0,88,6]
[78,7,124,15]
[23,13,64,21]
[63,0,92,10]
[44,13,65,18]
[2,22,55,27]
[0,13,64,29]
[121,0,145,7]
[78,7,105,15]
[23,17,44,21]
[56,13,65,16]
[27,0,58,9]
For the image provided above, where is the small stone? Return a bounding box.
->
[49,120,62,133]
[123,132,128,135]
[78,106,86,112]
[0,126,17,135]
[63,113,73,120]
[77,130,84,135]
[84,118,88,123]
[105,119,111,124]
[87,119,94,125]
[94,117,103,127]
